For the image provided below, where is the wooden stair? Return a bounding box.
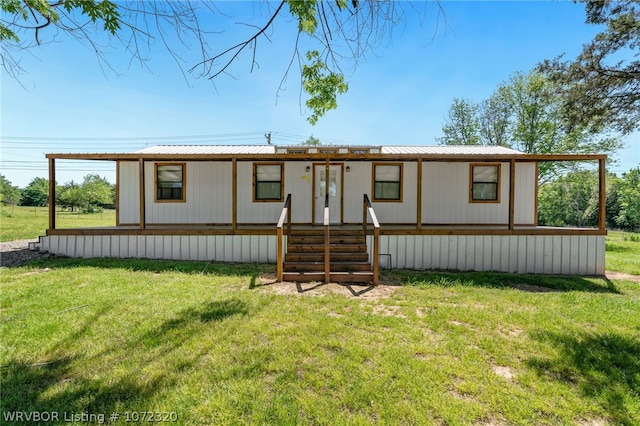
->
[282,228,374,283]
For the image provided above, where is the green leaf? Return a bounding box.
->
[302,50,348,125]
[286,0,318,35]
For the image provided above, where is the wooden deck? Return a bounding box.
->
[47,224,607,237]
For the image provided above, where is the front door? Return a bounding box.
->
[314,164,342,224]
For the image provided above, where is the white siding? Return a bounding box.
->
[514,162,536,224]
[40,233,604,275]
[285,162,313,223]
[236,161,284,224]
[342,161,417,223]
[118,161,140,224]
[145,161,232,224]
[422,162,510,224]
[374,162,418,224]
[367,234,605,275]
[39,235,277,263]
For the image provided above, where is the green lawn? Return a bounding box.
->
[1,258,639,425]
[0,206,115,241]
[606,231,640,275]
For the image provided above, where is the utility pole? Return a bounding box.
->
[265,132,272,145]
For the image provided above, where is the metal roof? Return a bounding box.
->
[135,145,522,155]
[380,146,522,155]
[135,145,276,154]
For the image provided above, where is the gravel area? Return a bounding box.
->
[0,239,50,268]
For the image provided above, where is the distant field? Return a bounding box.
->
[0,205,115,242]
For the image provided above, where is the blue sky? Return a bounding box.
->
[1,0,638,188]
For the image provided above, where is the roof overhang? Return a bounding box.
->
[45,152,607,162]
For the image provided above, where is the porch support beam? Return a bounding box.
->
[48,158,56,231]
[324,158,330,283]
[598,158,606,230]
[417,159,422,230]
[508,159,515,230]
[139,158,146,229]
[232,158,237,230]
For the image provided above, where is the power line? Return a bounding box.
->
[0,132,268,142]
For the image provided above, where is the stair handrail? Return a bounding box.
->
[276,194,292,282]
[363,194,380,286]
[324,192,330,283]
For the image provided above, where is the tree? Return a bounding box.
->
[57,180,83,212]
[615,167,640,230]
[80,174,113,212]
[478,88,511,147]
[437,98,481,145]
[302,135,321,146]
[439,71,623,182]
[538,1,640,134]
[538,171,600,228]
[20,177,49,207]
[502,72,622,181]
[1,1,427,124]
[0,174,21,206]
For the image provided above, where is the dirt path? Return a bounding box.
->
[605,270,640,283]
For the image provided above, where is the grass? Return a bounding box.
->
[605,231,640,275]
[2,258,639,425]
[0,206,115,242]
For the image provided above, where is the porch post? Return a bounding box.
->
[417,158,422,231]
[48,157,55,231]
[325,158,330,283]
[232,158,237,230]
[139,158,146,229]
[508,159,515,230]
[598,158,606,230]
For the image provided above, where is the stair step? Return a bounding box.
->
[287,244,368,253]
[282,271,374,283]
[288,236,366,245]
[284,262,372,272]
[285,253,370,263]
[282,272,325,282]
[289,229,364,237]
[330,272,375,283]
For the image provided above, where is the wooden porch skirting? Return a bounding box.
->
[37,231,605,276]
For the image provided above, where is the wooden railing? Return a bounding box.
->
[324,193,330,283]
[363,194,380,286]
[276,194,292,282]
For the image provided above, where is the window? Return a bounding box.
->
[373,163,402,201]
[254,163,283,201]
[155,163,185,202]
[470,163,501,203]
[319,149,338,154]
[348,148,369,155]
[287,148,308,154]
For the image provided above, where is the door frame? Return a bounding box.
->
[312,161,344,224]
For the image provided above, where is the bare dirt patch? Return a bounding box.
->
[20,268,51,276]
[498,327,524,339]
[492,365,515,381]
[261,280,399,300]
[605,270,640,283]
[371,304,406,318]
